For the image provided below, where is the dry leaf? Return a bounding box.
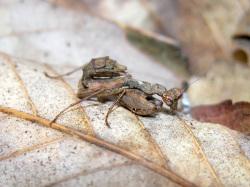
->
[191,100,250,133]
[0,1,250,187]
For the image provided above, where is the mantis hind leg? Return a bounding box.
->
[104,89,126,128]
[49,89,105,125]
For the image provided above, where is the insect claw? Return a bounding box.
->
[105,119,111,128]
[44,72,55,78]
[104,111,111,128]
[104,110,112,128]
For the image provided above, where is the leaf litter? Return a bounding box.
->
[0,1,249,187]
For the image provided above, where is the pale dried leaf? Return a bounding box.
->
[0,52,250,187]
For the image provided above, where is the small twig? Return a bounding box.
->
[0,105,197,187]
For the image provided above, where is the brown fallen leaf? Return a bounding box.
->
[191,100,250,133]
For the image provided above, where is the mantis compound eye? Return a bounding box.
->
[162,88,184,111]
[163,95,173,106]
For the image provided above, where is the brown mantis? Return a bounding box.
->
[45,56,185,128]
[45,56,128,88]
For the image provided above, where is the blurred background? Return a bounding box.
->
[1,0,250,106]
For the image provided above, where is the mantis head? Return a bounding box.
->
[162,88,183,111]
